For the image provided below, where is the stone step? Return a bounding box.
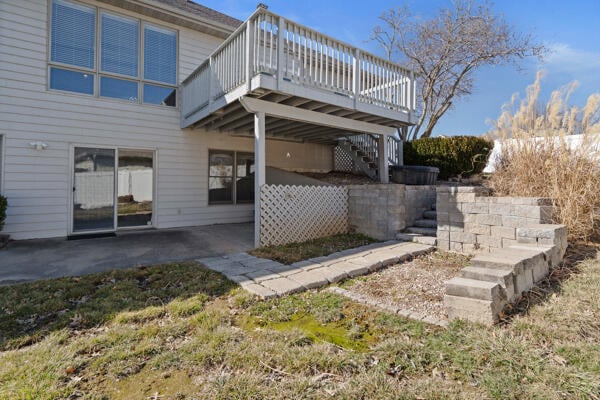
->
[395,233,437,246]
[444,295,502,325]
[445,276,503,301]
[405,226,437,236]
[414,219,437,229]
[423,210,437,220]
[471,247,545,272]
[470,247,547,295]
[459,266,516,302]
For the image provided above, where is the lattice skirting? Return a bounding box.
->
[333,145,355,172]
[260,184,349,246]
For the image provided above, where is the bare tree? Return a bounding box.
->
[372,0,546,140]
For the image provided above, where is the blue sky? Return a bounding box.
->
[198,0,600,136]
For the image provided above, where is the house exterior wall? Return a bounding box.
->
[0,0,332,240]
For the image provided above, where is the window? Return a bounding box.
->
[49,0,177,106]
[209,151,254,205]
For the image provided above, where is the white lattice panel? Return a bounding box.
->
[334,146,355,172]
[260,184,349,246]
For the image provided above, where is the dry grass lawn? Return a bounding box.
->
[0,252,598,399]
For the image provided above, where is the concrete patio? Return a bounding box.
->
[0,223,254,285]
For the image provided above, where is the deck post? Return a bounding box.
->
[208,56,214,113]
[378,134,389,183]
[352,48,360,108]
[276,16,285,90]
[254,111,266,247]
[246,19,254,92]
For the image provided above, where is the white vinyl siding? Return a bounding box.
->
[0,0,333,240]
[0,135,4,194]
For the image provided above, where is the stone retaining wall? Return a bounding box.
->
[436,186,554,253]
[347,184,405,240]
[445,224,567,325]
[348,184,436,241]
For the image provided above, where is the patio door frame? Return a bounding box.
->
[68,144,157,236]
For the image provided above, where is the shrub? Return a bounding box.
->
[403,136,493,179]
[488,72,600,241]
[0,195,6,231]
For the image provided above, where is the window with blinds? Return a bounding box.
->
[51,0,95,69]
[101,12,138,77]
[144,25,176,85]
[48,0,177,107]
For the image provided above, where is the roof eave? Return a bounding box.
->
[96,0,240,39]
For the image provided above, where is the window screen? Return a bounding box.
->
[144,25,177,85]
[51,0,95,69]
[101,12,139,77]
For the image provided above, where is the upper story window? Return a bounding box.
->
[49,0,177,107]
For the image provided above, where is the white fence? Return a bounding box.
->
[484,134,600,173]
[74,170,152,209]
[259,184,348,246]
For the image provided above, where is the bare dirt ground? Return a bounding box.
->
[344,251,470,322]
[300,171,377,185]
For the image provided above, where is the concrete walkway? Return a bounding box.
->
[199,241,433,299]
[0,223,254,285]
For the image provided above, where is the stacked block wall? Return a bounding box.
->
[436,186,554,253]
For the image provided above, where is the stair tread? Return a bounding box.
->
[414,219,437,228]
[423,210,437,219]
[396,233,437,246]
[405,226,437,236]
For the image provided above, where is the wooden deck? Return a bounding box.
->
[180,8,417,144]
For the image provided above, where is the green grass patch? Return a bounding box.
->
[249,233,377,264]
[0,262,235,351]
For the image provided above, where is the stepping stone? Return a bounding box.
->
[261,277,305,296]
[287,269,330,289]
[241,282,278,299]
[311,266,348,283]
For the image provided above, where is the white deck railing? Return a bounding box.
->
[346,133,403,167]
[181,8,416,125]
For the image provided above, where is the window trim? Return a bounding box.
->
[208,150,255,206]
[47,0,179,108]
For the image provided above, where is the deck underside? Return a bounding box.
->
[187,88,410,145]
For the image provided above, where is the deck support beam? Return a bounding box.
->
[254,111,266,247]
[239,97,396,136]
[378,134,389,183]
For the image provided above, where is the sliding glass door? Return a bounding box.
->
[117,149,153,227]
[73,147,116,232]
[72,147,154,234]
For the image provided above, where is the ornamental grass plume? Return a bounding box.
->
[487,71,600,241]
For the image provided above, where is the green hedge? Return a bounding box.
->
[0,195,6,231]
[403,136,493,180]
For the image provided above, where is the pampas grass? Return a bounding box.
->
[488,72,600,241]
